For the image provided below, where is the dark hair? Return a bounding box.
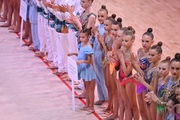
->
[166,85,180,120]
[171,96,178,105]
[99,5,108,14]
[127,26,135,34]
[175,84,180,100]
[170,53,180,64]
[123,26,135,40]
[106,14,116,23]
[175,84,180,90]
[150,41,163,54]
[143,28,154,40]
[80,27,92,36]
[113,17,122,28]
[168,84,180,104]
[161,56,171,64]
[174,84,180,118]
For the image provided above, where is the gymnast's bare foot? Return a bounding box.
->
[8,24,16,30]
[9,28,20,33]
[22,35,29,39]
[0,18,7,22]
[0,22,11,27]
[34,52,45,57]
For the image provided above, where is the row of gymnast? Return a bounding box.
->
[68,4,180,120]
[1,1,180,120]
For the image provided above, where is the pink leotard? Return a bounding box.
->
[115,61,136,86]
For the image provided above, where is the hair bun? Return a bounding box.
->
[127,26,136,34]
[175,53,180,60]
[157,41,163,47]
[165,56,171,61]
[147,28,153,33]
[89,27,92,31]
[111,14,116,19]
[101,5,106,9]
[127,26,133,31]
[117,17,122,23]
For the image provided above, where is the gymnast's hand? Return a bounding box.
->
[97,34,104,45]
[46,2,54,8]
[144,91,158,103]
[65,5,75,14]
[50,0,54,4]
[107,51,113,58]
[67,53,73,56]
[65,14,78,24]
[134,73,145,83]
[91,25,98,37]
[77,60,84,65]
[117,49,124,60]
[67,53,78,56]
[56,4,66,13]
[130,53,137,64]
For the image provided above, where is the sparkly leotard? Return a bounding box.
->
[167,114,173,120]
[79,11,96,30]
[175,113,180,120]
[115,61,136,86]
[157,83,165,114]
[174,107,180,120]
[102,36,113,68]
[136,57,150,95]
[164,77,179,101]
[144,67,158,93]
[76,11,96,43]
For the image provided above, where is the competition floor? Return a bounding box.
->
[0,0,180,120]
[0,23,100,120]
